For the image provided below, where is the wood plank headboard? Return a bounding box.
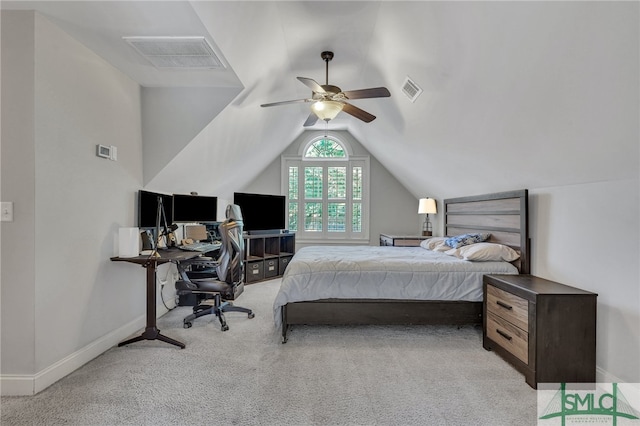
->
[444,189,530,274]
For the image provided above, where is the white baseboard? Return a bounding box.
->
[0,300,174,396]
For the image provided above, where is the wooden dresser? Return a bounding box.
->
[483,274,597,389]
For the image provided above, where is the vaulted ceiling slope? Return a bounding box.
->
[4,1,638,200]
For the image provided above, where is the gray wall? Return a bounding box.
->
[241,130,423,247]
[529,180,639,383]
[141,86,241,185]
[1,11,149,394]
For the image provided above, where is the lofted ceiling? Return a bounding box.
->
[2,1,638,201]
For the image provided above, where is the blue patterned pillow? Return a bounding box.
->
[444,233,491,249]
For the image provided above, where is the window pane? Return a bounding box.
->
[328,167,346,199]
[288,166,298,200]
[288,202,298,231]
[352,166,362,200]
[304,202,323,231]
[304,167,323,199]
[352,203,362,232]
[328,203,346,232]
[305,138,346,158]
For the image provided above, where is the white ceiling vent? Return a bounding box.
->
[401,76,423,103]
[123,36,225,69]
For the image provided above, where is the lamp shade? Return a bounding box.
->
[311,100,344,121]
[418,198,437,214]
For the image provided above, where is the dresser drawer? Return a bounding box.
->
[486,284,528,331]
[379,235,393,246]
[486,311,529,364]
[393,239,423,247]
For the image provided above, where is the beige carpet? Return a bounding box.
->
[1,278,538,425]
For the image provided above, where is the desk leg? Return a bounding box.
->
[118,261,185,349]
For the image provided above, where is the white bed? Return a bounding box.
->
[273,245,518,328]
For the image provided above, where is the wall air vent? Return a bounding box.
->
[123,36,225,69]
[401,76,423,103]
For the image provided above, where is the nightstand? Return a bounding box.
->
[379,234,431,247]
[483,274,597,389]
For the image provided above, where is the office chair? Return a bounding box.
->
[175,204,254,331]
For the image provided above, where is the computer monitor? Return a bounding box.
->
[172,194,218,223]
[138,190,173,228]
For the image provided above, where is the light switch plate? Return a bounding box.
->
[1,202,14,222]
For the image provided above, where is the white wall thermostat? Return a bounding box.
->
[96,144,117,161]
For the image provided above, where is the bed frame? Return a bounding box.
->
[281,189,529,343]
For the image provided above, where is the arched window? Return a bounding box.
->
[282,134,369,242]
[303,137,347,159]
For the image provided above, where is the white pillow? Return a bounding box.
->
[433,243,453,252]
[446,243,520,262]
[420,237,448,250]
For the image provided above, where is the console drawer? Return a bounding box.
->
[486,311,529,364]
[486,284,528,331]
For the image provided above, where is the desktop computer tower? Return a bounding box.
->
[178,293,206,307]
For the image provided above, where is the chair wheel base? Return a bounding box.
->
[184,322,192,329]
[248,313,255,319]
[221,324,229,331]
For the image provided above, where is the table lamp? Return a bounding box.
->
[418,198,437,236]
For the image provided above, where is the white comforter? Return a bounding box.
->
[273,245,518,327]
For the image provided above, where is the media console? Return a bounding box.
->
[243,232,295,283]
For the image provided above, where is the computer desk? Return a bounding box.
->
[111,248,203,349]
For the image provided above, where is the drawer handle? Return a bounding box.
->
[496,300,513,310]
[496,329,513,341]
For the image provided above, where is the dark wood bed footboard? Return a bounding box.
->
[281,300,482,343]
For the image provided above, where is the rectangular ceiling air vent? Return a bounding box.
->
[402,76,423,103]
[123,36,225,69]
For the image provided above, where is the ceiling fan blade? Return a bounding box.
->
[260,98,311,107]
[297,77,326,94]
[342,102,376,123]
[303,112,319,127]
[342,87,391,100]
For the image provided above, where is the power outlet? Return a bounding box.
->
[1,202,13,222]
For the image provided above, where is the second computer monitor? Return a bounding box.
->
[172,194,218,223]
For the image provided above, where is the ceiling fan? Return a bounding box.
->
[260,51,391,127]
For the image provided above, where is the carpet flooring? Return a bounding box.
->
[1,278,538,425]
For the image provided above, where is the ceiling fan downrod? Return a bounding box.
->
[321,51,333,86]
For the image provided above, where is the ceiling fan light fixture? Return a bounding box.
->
[311,100,344,121]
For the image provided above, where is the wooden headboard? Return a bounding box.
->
[444,189,530,274]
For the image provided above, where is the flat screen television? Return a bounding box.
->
[172,194,218,223]
[138,190,173,228]
[233,192,286,234]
